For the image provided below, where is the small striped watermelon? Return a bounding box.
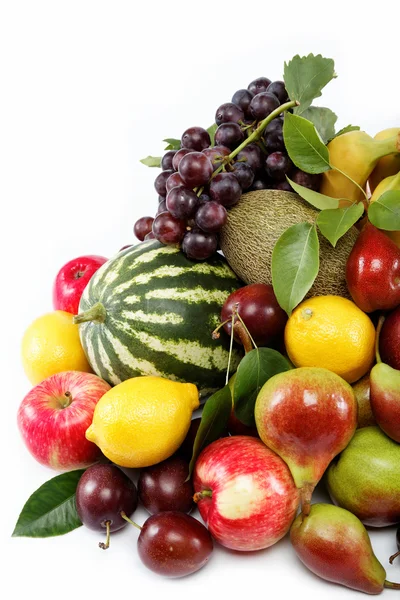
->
[74,240,243,395]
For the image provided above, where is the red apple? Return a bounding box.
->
[379,305,400,370]
[193,436,299,551]
[53,255,108,315]
[17,371,111,470]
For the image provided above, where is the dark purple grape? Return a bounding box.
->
[172,148,193,171]
[274,180,293,192]
[202,146,230,171]
[182,229,218,260]
[137,511,213,577]
[215,103,244,126]
[198,192,211,205]
[265,152,293,181]
[195,201,227,233]
[178,152,213,188]
[138,456,194,515]
[119,244,133,251]
[231,162,254,190]
[152,212,187,245]
[166,186,199,219]
[154,170,173,196]
[144,231,156,240]
[264,130,285,153]
[156,200,167,215]
[291,169,321,191]
[166,172,185,193]
[263,116,284,134]
[75,464,138,548]
[209,172,242,207]
[251,176,272,191]
[161,151,177,171]
[158,195,166,203]
[214,122,244,149]
[231,89,254,116]
[236,143,263,172]
[248,77,271,95]
[181,127,211,151]
[134,216,154,241]
[267,81,289,104]
[249,92,280,120]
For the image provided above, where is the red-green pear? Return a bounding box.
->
[370,362,400,442]
[352,373,375,428]
[291,503,400,594]
[255,367,357,516]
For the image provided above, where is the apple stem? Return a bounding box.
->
[120,511,142,531]
[193,490,213,503]
[384,580,400,590]
[389,550,400,565]
[98,520,111,550]
[375,315,385,364]
[62,391,73,408]
[300,483,315,519]
[73,302,106,325]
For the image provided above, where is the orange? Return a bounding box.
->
[284,296,375,384]
[21,310,92,384]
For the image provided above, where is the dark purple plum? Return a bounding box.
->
[138,456,194,515]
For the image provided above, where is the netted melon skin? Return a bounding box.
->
[219,190,359,299]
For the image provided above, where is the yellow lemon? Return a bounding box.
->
[284,296,375,384]
[21,310,92,384]
[86,376,200,468]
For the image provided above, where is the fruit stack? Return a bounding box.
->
[13,53,400,594]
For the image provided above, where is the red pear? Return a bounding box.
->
[379,304,400,370]
[346,223,400,312]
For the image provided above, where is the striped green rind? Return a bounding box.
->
[78,241,243,394]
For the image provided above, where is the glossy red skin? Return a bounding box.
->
[76,464,138,532]
[255,368,357,488]
[193,436,299,551]
[138,456,194,515]
[53,255,108,315]
[221,283,287,347]
[17,371,111,470]
[380,305,400,370]
[370,364,400,442]
[346,223,400,312]
[138,512,213,577]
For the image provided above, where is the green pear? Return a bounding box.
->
[291,503,400,594]
[370,362,400,442]
[352,373,375,428]
[327,426,400,526]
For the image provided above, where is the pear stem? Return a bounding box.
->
[300,483,315,518]
[389,550,400,565]
[375,316,385,364]
[120,511,142,530]
[73,302,106,325]
[193,490,213,503]
[98,520,111,550]
[233,322,253,354]
[384,580,400,590]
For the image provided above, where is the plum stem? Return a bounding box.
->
[389,550,400,565]
[193,490,213,503]
[384,580,400,590]
[120,511,142,530]
[375,315,385,364]
[98,521,111,550]
[300,483,315,519]
[212,318,232,340]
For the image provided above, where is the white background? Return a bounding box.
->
[1,1,400,598]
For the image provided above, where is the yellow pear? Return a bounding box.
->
[369,127,400,192]
[370,171,400,247]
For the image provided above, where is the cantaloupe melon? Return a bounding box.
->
[219,190,359,299]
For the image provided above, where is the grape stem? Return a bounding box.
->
[211,99,299,180]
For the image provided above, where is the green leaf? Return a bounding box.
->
[368,190,400,231]
[317,202,365,247]
[284,54,336,113]
[188,386,232,477]
[12,470,84,538]
[140,155,162,168]
[207,123,218,147]
[287,177,339,210]
[163,138,181,150]
[300,107,337,144]
[283,113,331,174]
[334,125,360,139]
[272,222,320,316]
[233,349,292,427]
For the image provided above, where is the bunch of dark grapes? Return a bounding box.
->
[134,77,321,260]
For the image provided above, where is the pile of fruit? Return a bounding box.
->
[13,53,400,594]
